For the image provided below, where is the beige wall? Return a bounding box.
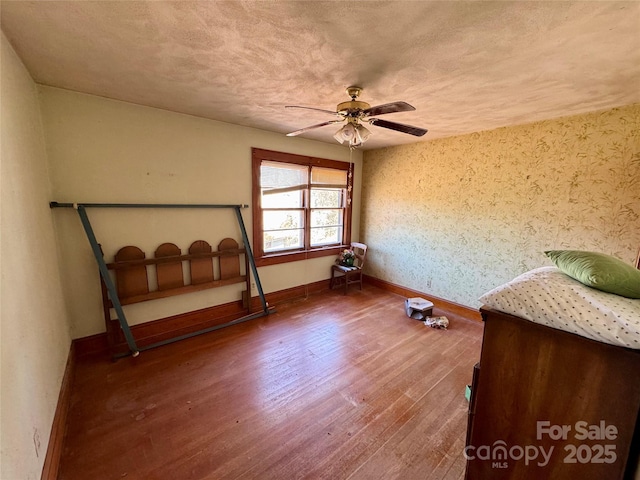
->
[361,104,640,308]
[0,34,72,479]
[39,87,363,338]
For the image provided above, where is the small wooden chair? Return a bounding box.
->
[330,242,367,294]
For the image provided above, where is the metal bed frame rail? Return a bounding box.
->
[50,201,271,357]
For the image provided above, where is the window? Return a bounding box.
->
[252,148,353,266]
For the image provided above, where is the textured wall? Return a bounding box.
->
[361,104,640,308]
[1,34,72,479]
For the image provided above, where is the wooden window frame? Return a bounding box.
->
[252,148,353,267]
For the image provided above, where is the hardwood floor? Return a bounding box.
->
[59,285,483,480]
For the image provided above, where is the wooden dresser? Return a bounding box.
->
[465,307,640,480]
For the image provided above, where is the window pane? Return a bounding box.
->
[252,149,353,264]
[311,209,342,228]
[261,161,307,208]
[311,226,342,246]
[310,188,342,208]
[263,210,303,230]
[262,190,303,208]
[264,229,303,252]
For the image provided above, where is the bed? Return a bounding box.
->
[464,251,640,480]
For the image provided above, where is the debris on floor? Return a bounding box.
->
[424,316,449,329]
[404,297,434,320]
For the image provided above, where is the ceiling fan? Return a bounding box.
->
[285,86,428,148]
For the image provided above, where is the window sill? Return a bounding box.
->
[255,245,345,267]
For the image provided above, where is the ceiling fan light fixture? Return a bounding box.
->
[355,124,371,143]
[333,123,357,144]
[333,122,371,148]
[286,86,427,146]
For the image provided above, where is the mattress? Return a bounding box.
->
[479,266,640,349]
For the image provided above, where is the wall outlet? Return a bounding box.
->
[251,282,256,291]
[425,278,432,289]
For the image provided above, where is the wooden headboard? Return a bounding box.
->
[105,238,247,305]
[101,238,250,356]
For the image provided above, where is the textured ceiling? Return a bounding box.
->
[2,1,639,150]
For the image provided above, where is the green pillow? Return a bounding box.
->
[545,250,640,299]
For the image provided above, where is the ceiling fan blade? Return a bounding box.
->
[363,101,415,117]
[286,120,344,137]
[369,118,428,137]
[285,105,339,116]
